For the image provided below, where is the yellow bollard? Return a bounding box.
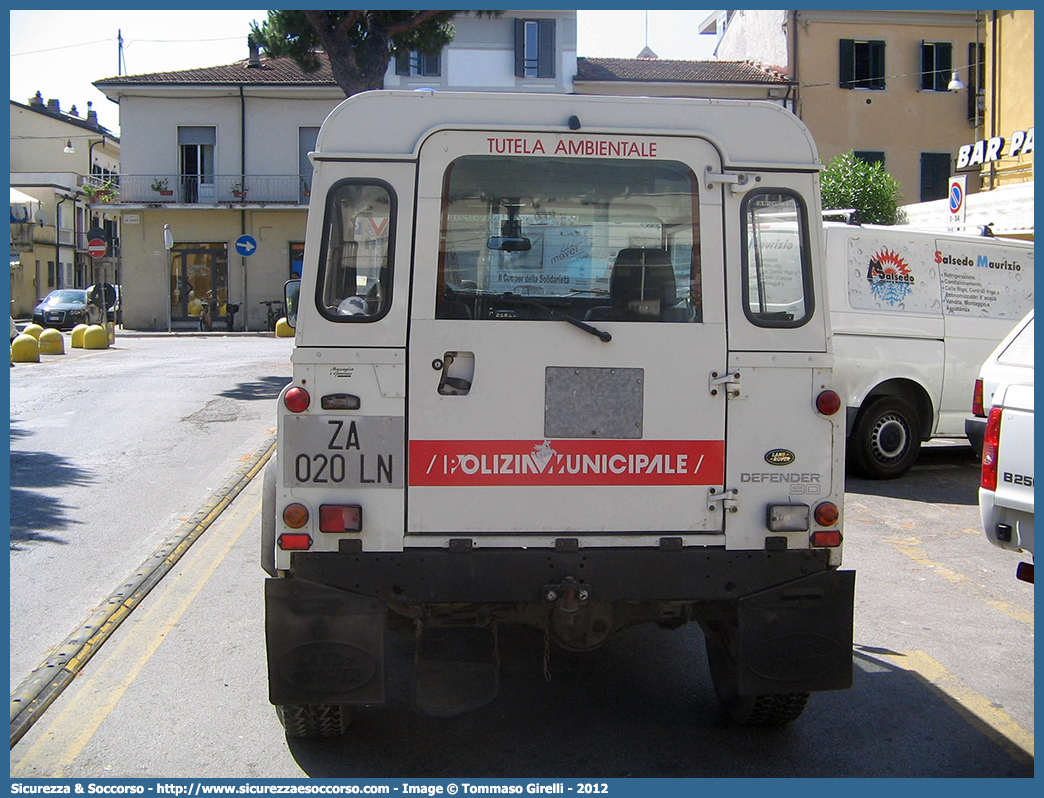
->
[83,324,109,350]
[275,317,294,338]
[70,324,89,348]
[11,333,40,362]
[107,321,116,344]
[38,327,65,355]
[21,323,44,340]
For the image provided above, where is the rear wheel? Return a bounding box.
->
[704,628,810,726]
[849,396,922,479]
[275,704,350,738]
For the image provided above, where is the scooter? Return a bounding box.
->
[224,302,240,331]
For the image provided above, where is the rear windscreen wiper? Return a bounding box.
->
[503,293,612,342]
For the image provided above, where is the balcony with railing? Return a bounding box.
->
[82,174,312,206]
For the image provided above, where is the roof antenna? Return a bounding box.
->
[637,11,658,59]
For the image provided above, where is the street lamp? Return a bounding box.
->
[163,224,174,333]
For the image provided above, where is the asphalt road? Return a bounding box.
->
[8,336,1034,779]
[9,332,293,690]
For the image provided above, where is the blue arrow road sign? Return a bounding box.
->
[235,234,258,257]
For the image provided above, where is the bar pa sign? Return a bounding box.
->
[957,128,1034,169]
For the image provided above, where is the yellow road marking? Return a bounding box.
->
[887,535,1033,627]
[883,649,1034,761]
[12,502,257,777]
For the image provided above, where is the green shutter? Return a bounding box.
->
[839,39,855,89]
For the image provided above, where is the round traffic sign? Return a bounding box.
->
[88,238,107,258]
[948,183,964,214]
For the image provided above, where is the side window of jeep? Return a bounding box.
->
[316,180,395,322]
[742,191,814,327]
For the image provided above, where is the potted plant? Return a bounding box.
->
[82,179,117,204]
[230,181,249,199]
[150,178,173,196]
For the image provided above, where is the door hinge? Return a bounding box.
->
[708,487,739,514]
[709,370,742,398]
[705,168,759,193]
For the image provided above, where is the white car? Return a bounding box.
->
[980,380,1034,583]
[966,310,1034,457]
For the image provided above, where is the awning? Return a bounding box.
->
[10,187,40,224]
[901,181,1034,239]
[10,187,39,204]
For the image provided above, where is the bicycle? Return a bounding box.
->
[260,300,285,331]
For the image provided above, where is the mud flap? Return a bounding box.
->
[736,569,855,695]
[265,578,386,706]
[412,625,500,717]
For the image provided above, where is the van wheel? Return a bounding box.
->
[850,396,921,479]
[275,704,350,738]
[704,629,810,726]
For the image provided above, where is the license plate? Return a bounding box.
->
[282,415,404,488]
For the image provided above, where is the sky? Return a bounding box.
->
[9,9,718,136]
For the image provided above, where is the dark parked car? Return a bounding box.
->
[32,289,103,330]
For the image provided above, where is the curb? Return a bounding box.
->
[9,435,277,748]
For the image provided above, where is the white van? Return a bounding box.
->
[262,90,853,737]
[824,223,1033,478]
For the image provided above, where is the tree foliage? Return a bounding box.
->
[250,10,498,98]
[820,151,906,225]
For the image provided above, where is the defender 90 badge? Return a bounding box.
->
[765,449,796,466]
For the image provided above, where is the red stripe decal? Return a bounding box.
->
[409,440,724,486]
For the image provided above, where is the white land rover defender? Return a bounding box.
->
[261,91,854,737]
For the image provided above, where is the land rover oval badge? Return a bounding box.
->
[765,449,796,466]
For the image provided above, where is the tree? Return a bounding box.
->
[250,10,498,98]
[820,151,906,225]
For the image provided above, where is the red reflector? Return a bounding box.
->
[981,405,1002,491]
[811,530,842,547]
[971,378,985,417]
[816,390,842,416]
[319,504,363,533]
[278,533,312,551]
[284,386,310,413]
[814,502,840,526]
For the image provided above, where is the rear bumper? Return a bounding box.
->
[287,546,839,604]
[267,549,855,705]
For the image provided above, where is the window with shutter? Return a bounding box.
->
[840,39,885,90]
[920,41,953,92]
[514,18,555,78]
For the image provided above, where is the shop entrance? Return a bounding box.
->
[170,243,229,325]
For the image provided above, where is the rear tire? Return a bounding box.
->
[704,628,810,726]
[849,396,922,479]
[276,704,350,738]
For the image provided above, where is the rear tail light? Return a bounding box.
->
[816,390,842,416]
[811,530,842,547]
[284,386,310,413]
[319,504,363,533]
[278,533,312,551]
[814,502,840,526]
[972,378,985,417]
[981,405,1002,491]
[282,503,309,529]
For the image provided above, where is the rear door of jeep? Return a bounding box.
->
[406,130,728,541]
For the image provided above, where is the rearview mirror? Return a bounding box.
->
[487,236,532,252]
[284,279,301,329]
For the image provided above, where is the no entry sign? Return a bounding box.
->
[88,238,107,258]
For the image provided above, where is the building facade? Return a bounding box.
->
[701,9,981,207]
[899,10,1033,239]
[92,11,576,330]
[10,96,120,317]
